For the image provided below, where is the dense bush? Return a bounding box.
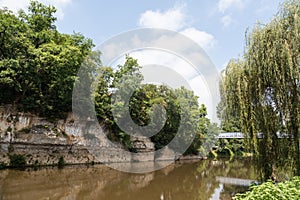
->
[233,176,300,200]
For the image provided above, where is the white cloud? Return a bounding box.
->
[138,5,186,31]
[221,14,233,27]
[218,0,245,13]
[0,0,72,19]
[180,28,216,50]
[138,6,216,51]
[0,0,28,13]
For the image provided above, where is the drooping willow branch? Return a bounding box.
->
[222,0,300,179]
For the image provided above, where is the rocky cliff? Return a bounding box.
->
[0,105,168,167]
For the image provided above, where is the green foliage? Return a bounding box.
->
[217,138,245,156]
[19,0,57,32]
[117,132,133,150]
[198,118,220,156]
[94,65,114,122]
[233,176,300,200]
[174,87,201,154]
[138,85,181,150]
[217,70,241,132]
[221,0,300,179]
[0,1,94,118]
[208,150,217,159]
[93,55,212,154]
[9,154,26,167]
[216,146,234,157]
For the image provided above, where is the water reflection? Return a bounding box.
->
[0,158,256,200]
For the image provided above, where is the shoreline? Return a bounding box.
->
[0,153,253,171]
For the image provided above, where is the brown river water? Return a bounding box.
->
[0,158,257,200]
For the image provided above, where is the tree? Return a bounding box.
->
[99,56,208,154]
[217,68,242,132]
[174,87,201,155]
[0,1,94,118]
[222,0,300,179]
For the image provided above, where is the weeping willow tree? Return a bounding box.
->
[222,0,300,180]
[217,66,242,132]
[221,59,257,152]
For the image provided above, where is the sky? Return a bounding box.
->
[0,0,285,69]
[0,0,285,121]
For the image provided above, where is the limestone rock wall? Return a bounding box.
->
[0,105,176,167]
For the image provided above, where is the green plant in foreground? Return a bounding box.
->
[233,176,300,200]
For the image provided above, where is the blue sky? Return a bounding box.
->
[1,0,284,69]
[57,0,284,69]
[0,0,285,120]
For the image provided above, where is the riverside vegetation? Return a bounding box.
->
[233,176,300,200]
[0,0,219,166]
[1,0,299,199]
[220,0,300,180]
[218,0,300,198]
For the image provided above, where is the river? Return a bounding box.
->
[0,158,257,200]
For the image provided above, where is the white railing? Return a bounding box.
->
[216,132,293,139]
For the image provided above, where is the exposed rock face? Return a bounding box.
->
[0,105,170,167]
[0,142,94,166]
[155,147,177,161]
[131,136,155,152]
[131,136,155,162]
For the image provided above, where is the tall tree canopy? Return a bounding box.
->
[97,56,212,154]
[221,0,300,179]
[0,1,94,117]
